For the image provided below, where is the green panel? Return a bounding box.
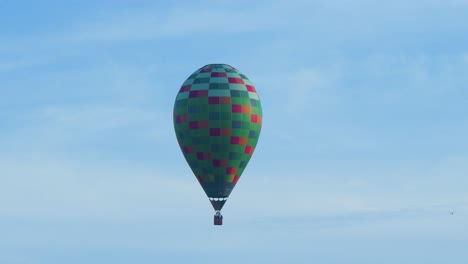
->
[231,129,249,137]
[191,83,210,91]
[241,97,251,104]
[209,78,229,84]
[209,120,221,128]
[229,84,247,91]
[210,136,230,144]
[198,104,208,113]
[248,92,259,100]
[251,107,260,115]
[231,97,242,104]
[198,136,210,145]
[208,105,219,112]
[220,120,232,128]
[240,91,249,98]
[176,92,189,100]
[195,72,211,78]
[226,72,240,77]
[219,104,232,113]
[208,90,231,97]
[220,112,231,120]
[182,79,194,86]
[247,138,258,146]
[243,79,254,86]
[231,113,243,121]
[242,114,251,122]
[227,159,240,168]
[176,98,188,107]
[193,77,210,84]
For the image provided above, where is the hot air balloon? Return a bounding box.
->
[173,64,262,225]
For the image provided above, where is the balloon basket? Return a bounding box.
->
[214,211,223,225]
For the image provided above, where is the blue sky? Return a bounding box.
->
[1,0,468,263]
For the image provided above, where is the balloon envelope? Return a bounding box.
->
[173,64,262,211]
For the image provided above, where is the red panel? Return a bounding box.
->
[246,85,256,92]
[228,78,244,84]
[189,90,208,98]
[219,97,231,104]
[180,85,191,93]
[220,128,231,136]
[211,72,227,77]
[232,104,242,113]
[230,136,240,144]
[196,152,204,160]
[183,145,194,154]
[213,159,228,167]
[175,114,187,123]
[251,114,261,124]
[226,167,238,175]
[190,120,208,129]
[189,121,198,129]
[210,128,221,136]
[196,152,212,160]
[233,175,240,183]
[231,136,248,145]
[244,145,254,154]
[208,97,220,104]
[197,175,205,183]
[199,120,208,129]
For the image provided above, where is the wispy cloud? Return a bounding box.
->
[284,69,338,112]
[39,105,160,135]
[0,154,200,221]
[0,2,283,53]
[235,153,468,221]
[0,104,172,161]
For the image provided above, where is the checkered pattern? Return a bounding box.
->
[173,64,262,200]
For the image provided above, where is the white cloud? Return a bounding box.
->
[0,105,167,150]
[0,2,283,52]
[0,154,200,221]
[0,60,40,72]
[463,53,468,63]
[254,67,339,116]
[232,154,468,221]
[40,105,160,134]
[285,69,338,112]
[1,149,467,253]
